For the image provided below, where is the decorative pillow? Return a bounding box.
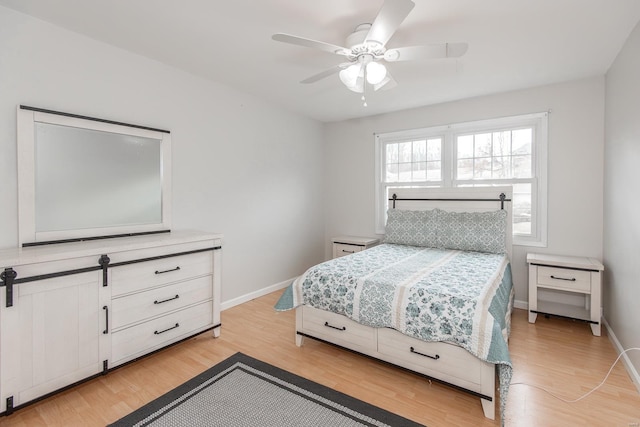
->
[383,209,440,248]
[436,209,507,254]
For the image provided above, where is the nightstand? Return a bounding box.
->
[332,236,379,259]
[527,253,604,336]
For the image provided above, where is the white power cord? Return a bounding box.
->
[511,347,640,403]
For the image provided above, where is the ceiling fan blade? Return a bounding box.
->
[384,43,469,62]
[272,33,349,56]
[365,0,415,46]
[300,63,351,84]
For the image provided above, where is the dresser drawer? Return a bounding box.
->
[111,252,213,296]
[299,306,376,352]
[377,328,484,386]
[537,266,591,293]
[111,275,213,329]
[111,301,213,365]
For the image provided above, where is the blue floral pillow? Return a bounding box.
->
[384,209,440,248]
[436,209,507,254]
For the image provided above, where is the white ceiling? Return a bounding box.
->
[2,0,640,122]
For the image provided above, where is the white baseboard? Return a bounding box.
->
[514,299,528,310]
[603,317,640,394]
[220,277,294,311]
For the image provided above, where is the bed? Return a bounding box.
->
[275,187,514,422]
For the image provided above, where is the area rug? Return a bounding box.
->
[109,352,424,427]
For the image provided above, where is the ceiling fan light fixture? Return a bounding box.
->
[366,62,387,85]
[339,64,364,92]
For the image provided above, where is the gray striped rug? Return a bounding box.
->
[109,352,424,427]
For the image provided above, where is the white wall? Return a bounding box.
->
[0,6,326,304]
[604,20,640,387]
[324,77,605,306]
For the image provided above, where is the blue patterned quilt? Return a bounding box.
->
[275,243,513,419]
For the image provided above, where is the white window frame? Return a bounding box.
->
[375,112,548,247]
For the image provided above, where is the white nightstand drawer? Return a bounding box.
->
[331,236,379,259]
[333,243,362,258]
[537,266,591,293]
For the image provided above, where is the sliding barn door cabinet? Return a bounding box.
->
[0,231,222,415]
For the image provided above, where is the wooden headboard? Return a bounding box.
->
[387,186,513,259]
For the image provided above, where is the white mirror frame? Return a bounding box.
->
[17,106,172,246]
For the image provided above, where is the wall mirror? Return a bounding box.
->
[17,106,172,246]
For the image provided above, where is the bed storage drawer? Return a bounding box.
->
[111,275,213,329]
[377,328,485,386]
[111,301,213,366]
[299,306,376,352]
[111,251,213,297]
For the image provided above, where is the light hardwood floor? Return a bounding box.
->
[1,290,639,426]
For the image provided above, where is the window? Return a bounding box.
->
[375,112,548,246]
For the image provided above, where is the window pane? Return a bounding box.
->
[513,155,532,178]
[412,161,427,180]
[427,138,441,161]
[386,163,399,182]
[492,131,511,157]
[474,157,492,178]
[457,159,473,179]
[386,143,398,163]
[513,183,532,235]
[427,161,441,180]
[399,142,412,163]
[457,135,473,158]
[412,140,426,162]
[492,156,510,178]
[398,162,412,181]
[474,133,492,157]
[512,128,532,154]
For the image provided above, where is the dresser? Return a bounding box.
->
[527,253,604,336]
[0,230,222,414]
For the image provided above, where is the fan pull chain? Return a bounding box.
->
[362,67,368,107]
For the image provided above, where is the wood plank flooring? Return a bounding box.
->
[1,290,639,426]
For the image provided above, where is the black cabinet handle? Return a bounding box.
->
[341,249,355,254]
[154,294,179,305]
[324,321,346,331]
[155,266,180,275]
[103,305,109,334]
[410,346,439,360]
[154,323,179,335]
[550,275,576,281]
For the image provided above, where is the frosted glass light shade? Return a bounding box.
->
[366,62,387,85]
[339,64,364,93]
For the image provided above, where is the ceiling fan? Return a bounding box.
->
[272,0,468,105]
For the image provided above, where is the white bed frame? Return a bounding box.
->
[295,187,513,420]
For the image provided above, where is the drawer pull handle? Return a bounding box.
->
[103,305,109,335]
[410,346,440,360]
[550,275,576,282]
[324,321,346,331]
[155,266,181,275]
[342,249,355,254]
[154,295,180,305]
[154,323,179,335]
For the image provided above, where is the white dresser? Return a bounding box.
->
[0,230,222,414]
